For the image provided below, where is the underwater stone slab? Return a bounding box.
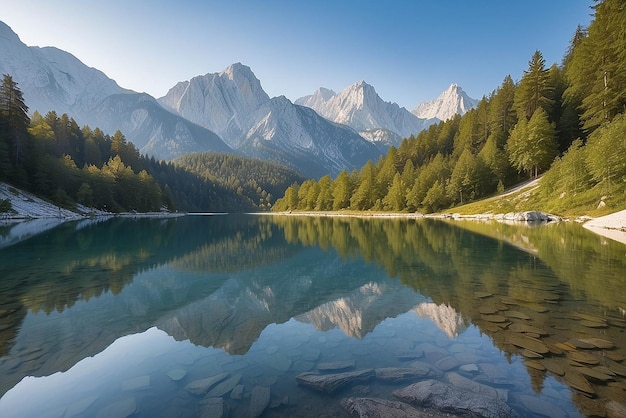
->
[230,384,244,400]
[249,386,270,418]
[95,397,137,418]
[206,374,242,397]
[198,398,228,418]
[445,372,500,400]
[375,367,431,382]
[504,333,549,354]
[185,373,229,396]
[341,397,430,418]
[393,380,518,418]
[166,368,188,381]
[296,369,375,394]
[517,394,566,418]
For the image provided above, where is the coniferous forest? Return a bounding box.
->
[273,0,626,215]
[0,81,303,213]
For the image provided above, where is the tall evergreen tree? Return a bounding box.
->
[564,0,626,131]
[0,74,30,171]
[514,50,554,121]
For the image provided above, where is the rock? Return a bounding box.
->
[525,360,546,371]
[267,354,292,372]
[577,337,614,349]
[434,356,459,371]
[459,364,479,373]
[341,397,428,418]
[393,380,518,418]
[375,367,430,382]
[504,311,531,320]
[206,374,242,397]
[396,350,424,361]
[504,333,549,354]
[166,368,187,381]
[231,384,244,400]
[296,369,375,394]
[249,386,270,418]
[606,401,626,418]
[199,398,229,418]
[578,367,614,383]
[445,371,500,399]
[517,394,566,418]
[567,351,600,365]
[121,375,150,391]
[96,397,137,418]
[64,396,98,418]
[185,373,229,396]
[481,314,507,323]
[318,360,355,372]
[520,349,543,359]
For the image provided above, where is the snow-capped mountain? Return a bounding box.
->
[159,64,382,177]
[0,21,128,119]
[296,81,436,147]
[158,63,270,149]
[412,83,478,121]
[0,20,231,159]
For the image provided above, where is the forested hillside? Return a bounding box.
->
[273,0,626,215]
[0,80,298,213]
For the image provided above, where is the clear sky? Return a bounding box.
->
[3,0,593,109]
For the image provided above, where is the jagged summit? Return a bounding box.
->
[412,83,478,121]
[296,80,432,145]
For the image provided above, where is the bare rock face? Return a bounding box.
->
[393,380,519,418]
[296,369,375,394]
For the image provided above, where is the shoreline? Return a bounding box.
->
[264,209,626,245]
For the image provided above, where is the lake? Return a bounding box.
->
[0,214,625,417]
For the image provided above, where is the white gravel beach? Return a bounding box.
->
[582,209,626,245]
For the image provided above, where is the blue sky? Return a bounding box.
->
[3,1,593,108]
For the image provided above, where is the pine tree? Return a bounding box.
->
[0,74,30,170]
[513,51,554,121]
[507,108,557,178]
[564,0,626,131]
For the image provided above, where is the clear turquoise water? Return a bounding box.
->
[0,214,625,417]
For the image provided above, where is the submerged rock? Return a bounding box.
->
[198,398,229,418]
[393,380,518,418]
[184,373,229,396]
[341,397,428,418]
[296,369,375,394]
[249,386,270,418]
[375,367,430,383]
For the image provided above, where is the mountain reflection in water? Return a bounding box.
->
[0,214,624,417]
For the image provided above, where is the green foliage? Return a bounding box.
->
[174,152,304,211]
[513,50,554,120]
[0,78,306,213]
[507,108,557,178]
[564,0,626,132]
[0,198,12,213]
[584,112,626,194]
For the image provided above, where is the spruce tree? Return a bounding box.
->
[0,74,30,169]
[513,51,554,121]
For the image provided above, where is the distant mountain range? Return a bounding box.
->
[0,20,477,178]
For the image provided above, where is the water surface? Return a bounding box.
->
[0,215,625,417]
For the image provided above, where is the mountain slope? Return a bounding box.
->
[0,21,128,119]
[296,81,435,146]
[0,20,232,159]
[159,65,382,177]
[412,83,478,121]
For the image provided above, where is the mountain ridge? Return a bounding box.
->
[412,83,478,121]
